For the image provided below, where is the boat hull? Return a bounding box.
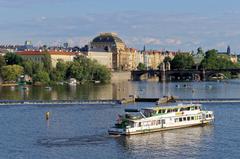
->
[108,120,213,136]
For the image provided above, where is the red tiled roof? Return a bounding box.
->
[17,50,77,56]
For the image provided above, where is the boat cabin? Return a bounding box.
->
[124,104,202,119]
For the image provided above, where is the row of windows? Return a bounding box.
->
[175,116,201,123]
[174,114,212,123]
[206,114,212,118]
[25,57,43,61]
[157,106,200,114]
[131,114,212,128]
[134,119,166,127]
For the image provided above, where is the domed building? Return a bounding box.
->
[90,33,132,70]
[91,32,126,52]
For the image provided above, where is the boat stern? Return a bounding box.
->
[108,127,126,135]
[203,110,214,124]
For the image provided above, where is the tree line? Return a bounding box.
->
[0,52,111,84]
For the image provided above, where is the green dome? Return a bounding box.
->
[92,33,124,44]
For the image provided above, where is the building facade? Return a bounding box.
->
[139,50,176,69]
[90,32,132,71]
[85,51,112,69]
[17,50,76,67]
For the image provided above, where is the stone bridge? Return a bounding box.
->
[131,68,240,82]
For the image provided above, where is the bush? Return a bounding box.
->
[1,65,24,82]
[33,71,50,85]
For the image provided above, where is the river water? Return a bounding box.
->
[0,80,240,158]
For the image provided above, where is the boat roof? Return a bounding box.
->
[125,108,140,112]
[142,103,202,111]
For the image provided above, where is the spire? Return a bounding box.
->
[143,45,146,52]
[227,45,231,55]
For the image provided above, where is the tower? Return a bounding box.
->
[143,45,146,52]
[227,45,231,55]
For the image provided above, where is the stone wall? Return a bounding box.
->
[111,72,131,82]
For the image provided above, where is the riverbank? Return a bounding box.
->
[0,83,18,86]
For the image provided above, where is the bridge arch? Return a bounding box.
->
[207,72,228,80]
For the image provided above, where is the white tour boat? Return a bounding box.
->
[108,104,214,135]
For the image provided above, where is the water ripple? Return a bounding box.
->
[37,135,111,148]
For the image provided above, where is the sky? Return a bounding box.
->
[1,0,240,52]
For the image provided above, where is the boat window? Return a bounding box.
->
[151,121,156,125]
[157,120,161,125]
[138,122,141,127]
[125,114,131,118]
[173,108,178,112]
[167,109,171,113]
[183,117,186,121]
[174,118,179,122]
[187,117,190,121]
[209,114,212,118]
[191,116,194,120]
[134,123,138,127]
[180,107,190,111]
[179,118,182,122]
[162,119,166,124]
[129,121,134,128]
[143,109,155,117]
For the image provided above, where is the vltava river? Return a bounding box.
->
[0,80,240,158]
[0,80,240,100]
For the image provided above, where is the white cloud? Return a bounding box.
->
[66,36,92,47]
[1,10,240,52]
[165,38,182,45]
[215,42,227,48]
[143,38,162,45]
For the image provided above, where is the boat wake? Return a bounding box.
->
[37,134,111,148]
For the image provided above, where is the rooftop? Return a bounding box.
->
[143,103,202,110]
[92,33,124,44]
[17,50,77,56]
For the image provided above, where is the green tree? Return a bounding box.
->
[4,53,23,65]
[42,51,52,73]
[65,56,111,83]
[22,61,33,76]
[32,62,44,74]
[0,55,6,68]
[92,64,111,83]
[163,56,172,63]
[33,71,50,84]
[171,53,194,69]
[66,61,84,81]
[1,65,24,82]
[50,69,63,82]
[200,49,239,69]
[137,63,146,70]
[50,60,68,81]
[200,49,218,69]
